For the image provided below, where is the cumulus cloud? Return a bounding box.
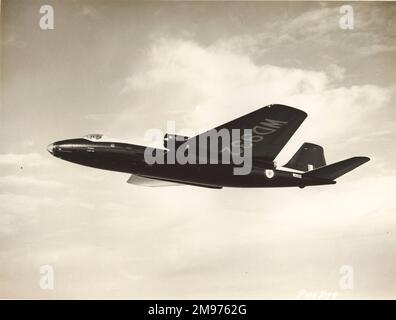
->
[2,1,395,299]
[211,4,396,63]
[327,63,345,81]
[120,38,393,164]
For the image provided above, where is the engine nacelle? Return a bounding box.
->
[163,133,190,149]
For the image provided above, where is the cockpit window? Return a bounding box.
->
[83,133,103,141]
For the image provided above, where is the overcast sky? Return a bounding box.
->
[1,1,396,299]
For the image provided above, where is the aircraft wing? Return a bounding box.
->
[127,174,223,189]
[127,174,182,187]
[190,104,307,162]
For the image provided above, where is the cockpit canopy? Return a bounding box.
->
[83,133,103,141]
[82,133,135,145]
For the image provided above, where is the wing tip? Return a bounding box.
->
[267,104,308,119]
[354,156,371,164]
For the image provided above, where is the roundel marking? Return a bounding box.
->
[265,169,275,179]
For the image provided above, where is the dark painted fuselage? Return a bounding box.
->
[47,138,335,188]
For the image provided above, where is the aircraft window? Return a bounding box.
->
[84,134,103,140]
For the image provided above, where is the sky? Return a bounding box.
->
[1,0,396,299]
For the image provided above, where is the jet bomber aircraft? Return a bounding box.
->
[47,104,369,189]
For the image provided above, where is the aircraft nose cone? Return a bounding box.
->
[47,143,54,155]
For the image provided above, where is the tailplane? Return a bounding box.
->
[284,142,326,172]
[303,156,370,180]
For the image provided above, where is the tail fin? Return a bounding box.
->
[284,142,326,172]
[303,157,370,180]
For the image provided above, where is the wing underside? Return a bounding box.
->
[127,174,181,187]
[189,104,307,162]
[127,174,223,189]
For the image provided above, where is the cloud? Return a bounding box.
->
[0,192,61,215]
[2,2,395,299]
[327,63,345,81]
[1,33,26,49]
[213,4,396,62]
[81,5,97,17]
[213,6,340,55]
[284,6,339,39]
[344,128,395,144]
[119,38,393,166]
[356,44,396,56]
[0,175,64,188]
[82,113,111,121]
[0,153,53,168]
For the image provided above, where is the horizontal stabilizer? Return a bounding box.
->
[303,156,370,180]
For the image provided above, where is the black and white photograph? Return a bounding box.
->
[1,0,396,304]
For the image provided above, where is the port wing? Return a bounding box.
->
[189,104,307,162]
